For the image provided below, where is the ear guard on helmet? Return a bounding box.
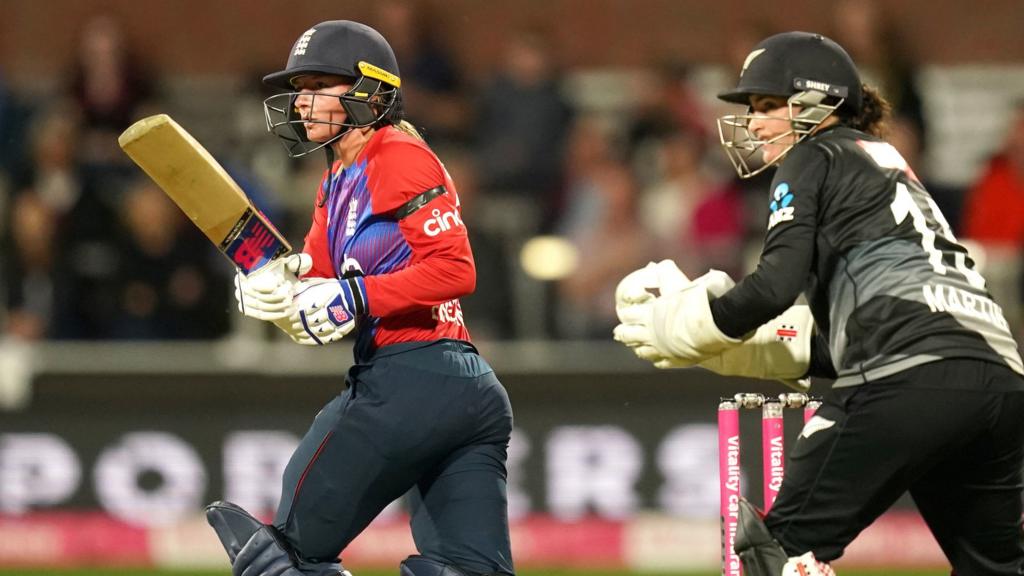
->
[339,76,388,126]
[717,89,842,179]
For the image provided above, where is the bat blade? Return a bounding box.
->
[118,114,290,274]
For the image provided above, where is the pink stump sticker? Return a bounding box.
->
[718,400,742,576]
[761,401,784,512]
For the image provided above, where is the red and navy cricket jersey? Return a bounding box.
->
[301,126,474,360]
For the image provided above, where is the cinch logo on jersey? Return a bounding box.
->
[767,182,795,230]
[423,208,464,237]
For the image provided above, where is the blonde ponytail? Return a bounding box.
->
[393,120,424,141]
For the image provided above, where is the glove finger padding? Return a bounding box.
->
[615,262,660,316]
[692,269,736,298]
[615,260,690,322]
[653,259,690,296]
[615,299,655,327]
[234,254,313,321]
[698,305,814,387]
[272,278,356,346]
[271,316,317,345]
[613,321,655,348]
[298,306,354,344]
[282,253,313,276]
[245,254,312,294]
[236,276,291,317]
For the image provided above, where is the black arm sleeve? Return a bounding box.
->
[711,142,829,338]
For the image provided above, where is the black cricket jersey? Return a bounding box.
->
[712,126,1023,386]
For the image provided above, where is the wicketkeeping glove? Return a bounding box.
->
[614,259,690,318]
[615,267,814,389]
[615,269,738,367]
[698,305,814,391]
[234,254,313,321]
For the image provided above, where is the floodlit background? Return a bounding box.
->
[0,0,1022,573]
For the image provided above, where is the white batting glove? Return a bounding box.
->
[234,254,313,321]
[272,278,356,345]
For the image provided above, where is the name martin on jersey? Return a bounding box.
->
[922,282,1009,331]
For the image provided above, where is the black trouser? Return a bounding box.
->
[273,340,515,575]
[766,359,1024,575]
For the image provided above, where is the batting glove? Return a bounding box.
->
[234,253,313,321]
[272,278,358,345]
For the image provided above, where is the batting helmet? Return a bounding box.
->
[262,20,403,157]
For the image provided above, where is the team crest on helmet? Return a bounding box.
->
[294,28,316,56]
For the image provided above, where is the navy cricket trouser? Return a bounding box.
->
[273,340,515,575]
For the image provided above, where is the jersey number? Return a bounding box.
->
[889,182,986,289]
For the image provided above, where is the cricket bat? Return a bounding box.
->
[118,114,290,275]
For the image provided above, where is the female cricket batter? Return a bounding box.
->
[206,20,514,576]
[614,32,1024,575]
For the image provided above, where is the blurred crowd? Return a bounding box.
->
[2,1,1024,343]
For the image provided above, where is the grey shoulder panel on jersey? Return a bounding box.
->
[827,238,1023,380]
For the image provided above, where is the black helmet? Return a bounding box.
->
[263,20,400,90]
[718,31,861,114]
[262,20,403,158]
[716,32,861,179]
